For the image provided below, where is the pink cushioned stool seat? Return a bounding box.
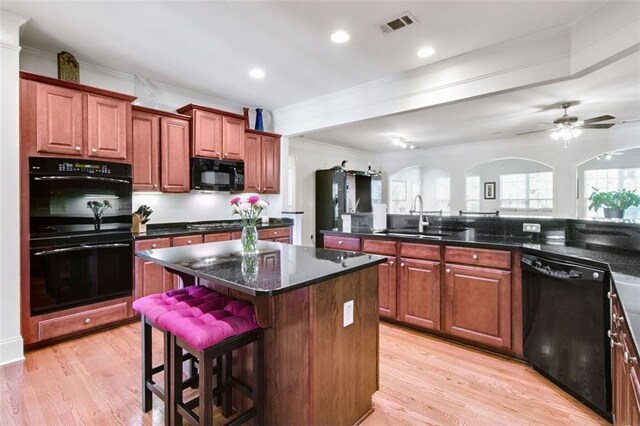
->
[132,286,222,324]
[157,294,258,351]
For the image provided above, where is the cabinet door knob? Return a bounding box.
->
[625,351,638,365]
[446,268,451,274]
[187,240,192,244]
[75,146,81,151]
[608,291,617,300]
[611,339,623,348]
[216,152,221,156]
[400,262,405,268]
[91,148,97,153]
[84,318,91,324]
[152,244,157,248]
[613,313,625,324]
[389,260,394,266]
[273,231,277,235]
[472,254,478,260]
[608,330,618,338]
[338,241,343,245]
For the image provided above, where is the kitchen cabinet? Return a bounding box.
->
[134,238,173,299]
[245,130,281,194]
[362,239,398,319]
[258,227,291,243]
[176,104,246,160]
[160,116,191,192]
[204,232,232,243]
[21,72,135,162]
[171,235,204,288]
[611,290,640,425]
[132,106,190,193]
[443,263,511,349]
[323,235,361,252]
[399,258,441,330]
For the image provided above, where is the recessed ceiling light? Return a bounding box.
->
[331,30,350,44]
[249,68,265,79]
[417,47,435,58]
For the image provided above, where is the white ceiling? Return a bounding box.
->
[304,50,640,152]
[2,0,607,110]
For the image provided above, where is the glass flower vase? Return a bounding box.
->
[241,225,258,254]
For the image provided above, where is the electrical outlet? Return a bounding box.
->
[343,300,354,327]
[523,223,541,233]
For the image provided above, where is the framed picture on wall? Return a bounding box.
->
[391,180,407,201]
[484,182,496,200]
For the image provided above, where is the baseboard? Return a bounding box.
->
[0,335,25,367]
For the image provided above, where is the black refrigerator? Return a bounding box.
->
[315,169,381,247]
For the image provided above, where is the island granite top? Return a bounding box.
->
[136,240,386,296]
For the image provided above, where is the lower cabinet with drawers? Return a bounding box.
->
[325,233,521,354]
[610,288,640,425]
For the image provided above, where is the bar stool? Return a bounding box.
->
[132,287,225,414]
[157,295,263,425]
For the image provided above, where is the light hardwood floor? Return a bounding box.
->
[0,321,608,425]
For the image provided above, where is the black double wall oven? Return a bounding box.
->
[29,157,133,316]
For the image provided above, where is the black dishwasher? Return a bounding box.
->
[522,254,611,420]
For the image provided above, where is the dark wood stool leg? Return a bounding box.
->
[222,351,233,417]
[163,329,172,426]
[214,356,223,407]
[199,350,214,425]
[253,330,263,425]
[170,334,183,426]
[189,356,198,389]
[141,316,153,412]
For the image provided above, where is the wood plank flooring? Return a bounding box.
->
[0,321,608,425]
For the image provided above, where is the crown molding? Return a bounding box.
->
[0,9,29,48]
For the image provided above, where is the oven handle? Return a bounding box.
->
[34,243,131,256]
[33,176,131,184]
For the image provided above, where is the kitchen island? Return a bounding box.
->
[136,240,386,425]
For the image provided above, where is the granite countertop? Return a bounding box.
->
[136,240,386,296]
[133,220,293,240]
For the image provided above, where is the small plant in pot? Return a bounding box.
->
[588,188,640,219]
[132,205,153,233]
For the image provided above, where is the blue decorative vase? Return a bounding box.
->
[254,108,264,131]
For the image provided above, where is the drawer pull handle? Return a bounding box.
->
[608,330,618,338]
[472,254,478,260]
[187,240,192,244]
[338,241,343,245]
[613,313,625,324]
[91,148,97,153]
[75,146,81,151]
[273,231,277,235]
[85,318,91,324]
[446,268,451,274]
[611,339,623,348]
[152,244,157,248]
[625,352,638,365]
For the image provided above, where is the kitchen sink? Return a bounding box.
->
[374,227,467,240]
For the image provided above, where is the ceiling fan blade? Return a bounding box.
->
[517,129,552,136]
[582,123,616,129]
[583,115,615,124]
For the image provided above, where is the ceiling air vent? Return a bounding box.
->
[380,12,418,34]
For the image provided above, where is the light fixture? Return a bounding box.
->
[391,136,415,150]
[417,47,435,58]
[331,30,350,44]
[249,68,265,79]
[550,124,583,147]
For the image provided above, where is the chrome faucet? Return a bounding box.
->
[410,195,430,233]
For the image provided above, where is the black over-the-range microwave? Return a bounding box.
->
[191,158,245,192]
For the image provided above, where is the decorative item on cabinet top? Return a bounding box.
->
[255,108,264,131]
[57,51,79,82]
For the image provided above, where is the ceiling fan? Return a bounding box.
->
[518,103,616,146]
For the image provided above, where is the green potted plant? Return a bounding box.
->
[588,188,640,219]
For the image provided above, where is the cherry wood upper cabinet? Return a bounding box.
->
[244,129,281,194]
[87,94,128,159]
[34,83,84,156]
[192,109,222,158]
[161,116,190,193]
[132,109,160,191]
[176,104,245,160]
[244,132,261,193]
[443,264,512,349]
[21,72,136,163]
[398,258,441,330]
[222,116,245,160]
[261,135,280,194]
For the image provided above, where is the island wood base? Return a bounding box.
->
[192,266,380,425]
